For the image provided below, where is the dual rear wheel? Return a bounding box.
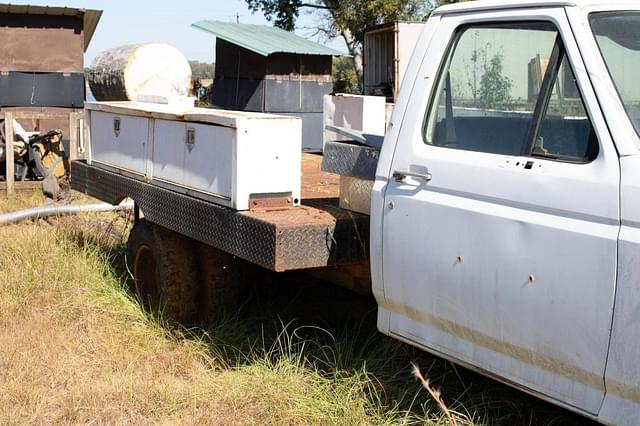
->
[126,219,247,325]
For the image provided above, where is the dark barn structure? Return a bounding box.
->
[0,4,102,195]
[192,20,344,152]
[0,4,102,107]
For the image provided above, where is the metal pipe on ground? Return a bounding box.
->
[0,200,134,226]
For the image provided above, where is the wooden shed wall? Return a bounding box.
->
[363,27,394,97]
[0,13,84,73]
[267,53,331,82]
[214,39,267,80]
[214,39,332,82]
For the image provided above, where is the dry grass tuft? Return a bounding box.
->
[0,192,46,213]
[0,204,404,424]
[0,212,225,424]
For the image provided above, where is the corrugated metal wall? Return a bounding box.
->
[211,39,333,151]
[363,22,425,102]
[363,28,394,99]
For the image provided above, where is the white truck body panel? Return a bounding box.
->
[86,101,302,211]
[371,15,443,300]
[152,120,235,201]
[372,2,640,423]
[89,111,151,177]
[599,155,640,425]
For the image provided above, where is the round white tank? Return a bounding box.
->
[89,43,192,102]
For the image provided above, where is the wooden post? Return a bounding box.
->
[69,112,78,161]
[69,110,87,161]
[4,112,14,197]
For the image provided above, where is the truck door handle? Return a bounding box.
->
[392,169,432,183]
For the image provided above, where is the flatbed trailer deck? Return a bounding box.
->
[70,154,370,273]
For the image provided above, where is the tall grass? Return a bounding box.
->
[0,197,593,425]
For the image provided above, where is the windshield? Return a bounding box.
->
[590,12,640,136]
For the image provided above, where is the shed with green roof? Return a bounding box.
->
[192,20,346,151]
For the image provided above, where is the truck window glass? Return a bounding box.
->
[424,23,562,156]
[424,23,558,154]
[590,12,640,138]
[533,55,598,162]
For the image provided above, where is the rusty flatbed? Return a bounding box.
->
[70,154,370,272]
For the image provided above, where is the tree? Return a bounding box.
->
[332,56,360,93]
[245,0,434,87]
[461,36,512,109]
[478,52,512,109]
[189,61,215,80]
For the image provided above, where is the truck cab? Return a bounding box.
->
[371,1,640,424]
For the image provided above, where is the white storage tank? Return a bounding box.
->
[88,44,193,103]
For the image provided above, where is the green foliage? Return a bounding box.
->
[244,0,302,32]
[189,61,215,80]
[461,37,512,109]
[478,52,512,109]
[323,0,431,46]
[332,56,360,94]
[246,0,431,41]
[244,0,469,87]
[245,0,432,88]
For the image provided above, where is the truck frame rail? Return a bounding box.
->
[70,159,370,272]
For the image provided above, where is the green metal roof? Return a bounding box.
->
[191,20,347,57]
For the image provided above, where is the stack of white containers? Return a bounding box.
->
[87,101,302,211]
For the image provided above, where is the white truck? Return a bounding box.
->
[71,1,640,424]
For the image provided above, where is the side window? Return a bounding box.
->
[534,57,598,161]
[424,22,598,163]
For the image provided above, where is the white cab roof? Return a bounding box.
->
[433,0,640,15]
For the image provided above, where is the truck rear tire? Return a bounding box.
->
[195,242,247,323]
[126,219,198,325]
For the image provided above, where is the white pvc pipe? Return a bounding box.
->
[0,200,134,226]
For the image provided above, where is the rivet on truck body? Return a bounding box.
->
[388,201,394,210]
[528,274,535,283]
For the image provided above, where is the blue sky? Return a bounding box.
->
[12,0,347,64]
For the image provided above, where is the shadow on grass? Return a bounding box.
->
[61,214,132,288]
[204,273,595,426]
[65,222,596,426]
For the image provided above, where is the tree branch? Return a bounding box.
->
[300,3,330,10]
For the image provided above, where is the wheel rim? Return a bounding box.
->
[133,244,160,306]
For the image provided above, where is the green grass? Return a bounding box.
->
[0,194,594,425]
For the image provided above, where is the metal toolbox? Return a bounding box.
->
[322,140,379,215]
[86,101,301,211]
[322,94,386,215]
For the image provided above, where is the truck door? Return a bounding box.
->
[379,9,620,414]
